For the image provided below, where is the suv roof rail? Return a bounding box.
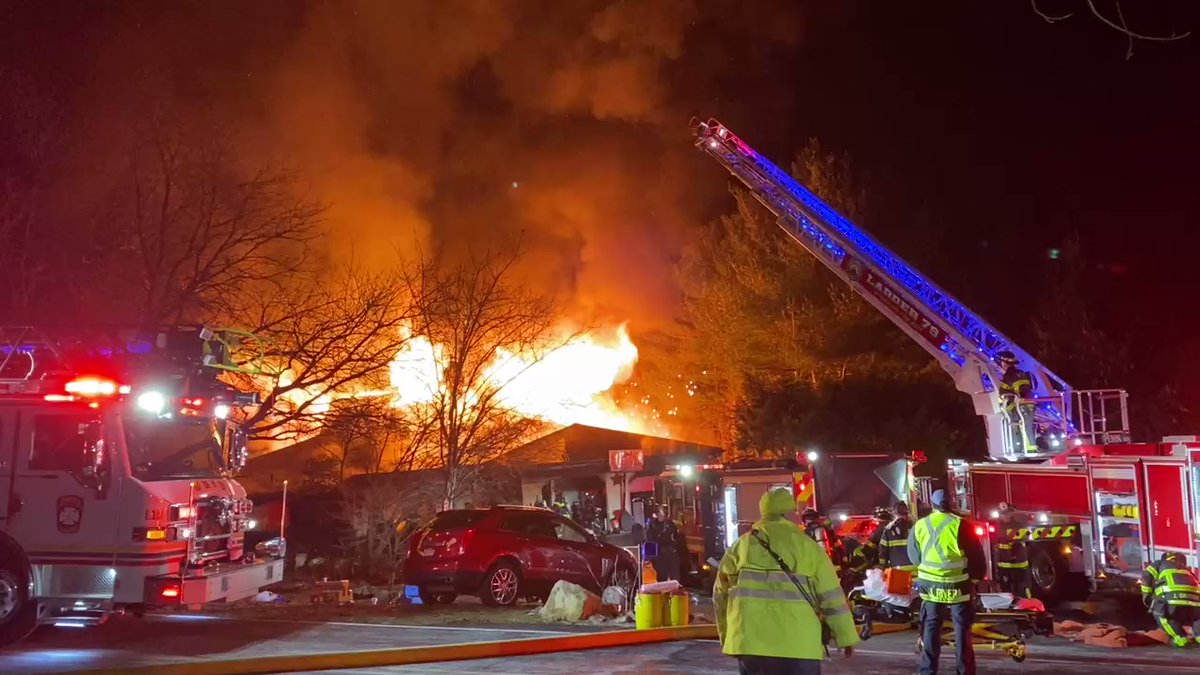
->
[489,504,553,512]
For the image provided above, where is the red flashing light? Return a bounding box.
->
[184,398,205,407]
[974,525,985,537]
[44,394,76,402]
[988,523,996,533]
[65,377,119,396]
[160,585,180,599]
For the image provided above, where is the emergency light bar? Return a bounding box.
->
[64,377,128,397]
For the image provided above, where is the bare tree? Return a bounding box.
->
[1031,0,1190,59]
[398,249,567,508]
[109,118,322,324]
[222,265,414,443]
[321,396,430,480]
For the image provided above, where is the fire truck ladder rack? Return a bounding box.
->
[0,324,268,389]
[690,118,1130,460]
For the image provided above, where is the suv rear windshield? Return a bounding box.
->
[429,511,485,530]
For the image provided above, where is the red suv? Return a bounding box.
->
[404,506,638,606]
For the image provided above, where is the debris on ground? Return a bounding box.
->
[1053,620,1170,648]
[601,586,628,607]
[536,580,621,622]
[254,590,287,603]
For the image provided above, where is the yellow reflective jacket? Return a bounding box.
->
[713,516,860,660]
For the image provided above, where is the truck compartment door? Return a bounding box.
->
[1143,461,1192,556]
[1089,465,1144,576]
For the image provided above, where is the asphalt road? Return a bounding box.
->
[3,614,1200,674]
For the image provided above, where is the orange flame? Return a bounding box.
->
[389,323,664,434]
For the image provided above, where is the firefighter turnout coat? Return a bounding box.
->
[1140,554,1200,611]
[715,502,860,659]
[879,516,914,571]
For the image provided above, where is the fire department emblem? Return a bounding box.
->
[57,495,84,534]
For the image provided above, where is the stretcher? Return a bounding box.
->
[849,590,1054,663]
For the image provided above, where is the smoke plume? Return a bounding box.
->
[9,0,802,330]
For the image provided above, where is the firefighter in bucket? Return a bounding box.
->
[997,350,1037,455]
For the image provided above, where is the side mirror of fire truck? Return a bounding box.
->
[226,427,249,474]
[76,421,111,496]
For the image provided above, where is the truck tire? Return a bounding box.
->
[1029,546,1067,606]
[0,552,37,648]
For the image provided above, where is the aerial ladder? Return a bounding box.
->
[690,118,1129,461]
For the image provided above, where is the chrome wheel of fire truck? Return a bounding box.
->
[0,560,37,648]
[1030,548,1064,605]
[481,561,521,607]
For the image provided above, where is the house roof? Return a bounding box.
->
[506,424,721,469]
[244,433,337,472]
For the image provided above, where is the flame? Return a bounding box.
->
[388,323,664,434]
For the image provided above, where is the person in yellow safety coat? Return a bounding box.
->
[715,488,859,675]
[879,502,915,571]
[995,502,1032,599]
[908,490,987,675]
[997,350,1038,455]
[1139,551,1200,647]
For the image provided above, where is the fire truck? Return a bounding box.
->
[0,326,284,646]
[649,452,915,584]
[690,118,1194,603]
[948,440,1200,603]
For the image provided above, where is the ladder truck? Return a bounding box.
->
[0,325,285,646]
[691,119,1199,603]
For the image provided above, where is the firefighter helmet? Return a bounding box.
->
[997,350,1017,365]
[874,506,893,521]
[801,508,820,523]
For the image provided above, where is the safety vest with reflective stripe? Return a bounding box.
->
[912,511,970,604]
[713,517,860,660]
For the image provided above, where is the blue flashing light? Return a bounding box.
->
[126,339,153,355]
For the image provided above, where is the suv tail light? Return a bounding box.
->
[458,528,477,556]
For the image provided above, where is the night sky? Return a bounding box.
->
[4,1,1199,417]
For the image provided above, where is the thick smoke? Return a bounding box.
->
[13,0,802,329]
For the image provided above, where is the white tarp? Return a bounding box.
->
[861,569,916,608]
[538,580,595,622]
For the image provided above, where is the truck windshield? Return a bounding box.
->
[125,417,226,481]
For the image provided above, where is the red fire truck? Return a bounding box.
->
[691,119,1184,604]
[948,438,1200,603]
[649,452,916,584]
[0,326,283,646]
